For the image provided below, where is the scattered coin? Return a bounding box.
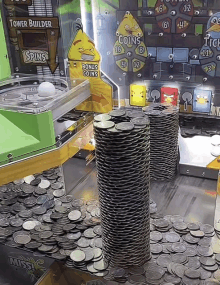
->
[13,179,24,185]
[165,232,180,243]
[190,230,205,238]
[188,223,200,231]
[68,210,81,221]
[23,220,40,230]
[70,250,85,262]
[93,259,108,270]
[185,269,200,279]
[200,224,214,235]
[30,178,41,186]
[200,256,216,267]
[10,218,23,227]
[38,180,50,189]
[24,175,35,184]
[53,190,65,198]
[14,234,31,244]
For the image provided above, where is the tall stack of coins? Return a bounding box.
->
[94,112,151,267]
[143,103,179,181]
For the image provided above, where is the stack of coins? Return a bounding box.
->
[94,112,151,268]
[143,103,179,180]
[108,109,128,124]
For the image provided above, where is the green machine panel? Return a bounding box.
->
[0,110,56,165]
[0,9,11,80]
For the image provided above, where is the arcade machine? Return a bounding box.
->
[90,0,220,180]
[0,6,11,80]
[0,0,220,284]
[0,1,113,284]
[85,0,220,225]
[0,0,113,188]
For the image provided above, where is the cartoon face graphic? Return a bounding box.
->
[68,29,100,61]
[163,93,174,104]
[116,12,143,37]
[207,12,220,39]
[193,89,212,113]
[196,95,209,105]
[130,84,146,107]
[161,87,178,106]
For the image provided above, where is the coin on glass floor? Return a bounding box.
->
[70,249,85,262]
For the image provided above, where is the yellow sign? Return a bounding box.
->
[116,11,143,38]
[114,12,147,73]
[68,28,112,113]
[130,84,147,107]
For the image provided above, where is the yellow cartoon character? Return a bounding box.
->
[116,11,143,37]
[68,22,112,113]
[130,84,146,107]
[68,29,100,62]
[196,95,209,105]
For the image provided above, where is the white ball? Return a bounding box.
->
[211,146,220,157]
[211,135,220,146]
[38,82,56,97]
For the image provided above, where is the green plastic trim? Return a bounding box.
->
[0,110,56,165]
[0,10,11,80]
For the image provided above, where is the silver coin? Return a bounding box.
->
[13,178,24,185]
[190,230,205,238]
[24,175,35,184]
[10,218,23,227]
[14,234,31,245]
[87,263,98,273]
[93,259,108,270]
[77,237,91,248]
[23,220,40,230]
[38,180,51,189]
[93,225,102,236]
[83,248,94,261]
[67,232,81,240]
[68,210,81,221]
[84,228,96,238]
[53,190,65,198]
[13,231,28,238]
[165,232,180,243]
[70,249,85,262]
[51,182,63,190]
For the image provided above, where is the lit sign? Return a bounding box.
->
[82,63,99,77]
[22,50,49,64]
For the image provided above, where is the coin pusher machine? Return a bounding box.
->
[0,75,94,188]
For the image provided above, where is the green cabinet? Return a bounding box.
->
[0,9,11,80]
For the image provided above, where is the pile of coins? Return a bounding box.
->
[144,103,179,180]
[102,203,220,285]
[0,167,220,284]
[94,112,151,267]
[0,168,108,277]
